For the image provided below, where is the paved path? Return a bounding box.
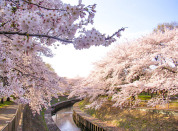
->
[0,102,18,130]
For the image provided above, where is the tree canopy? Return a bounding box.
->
[69,28,178,109]
[0,0,125,113]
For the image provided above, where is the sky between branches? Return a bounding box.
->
[43,0,178,78]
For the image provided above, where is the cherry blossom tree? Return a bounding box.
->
[69,28,178,109]
[0,0,125,113]
[153,22,178,33]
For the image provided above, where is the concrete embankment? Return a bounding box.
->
[73,102,120,131]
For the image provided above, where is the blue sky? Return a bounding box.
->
[44,0,178,78]
[63,0,178,34]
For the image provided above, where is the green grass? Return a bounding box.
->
[138,95,152,100]
[0,101,13,108]
[78,99,98,117]
[79,99,90,110]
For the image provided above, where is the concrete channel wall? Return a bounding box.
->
[2,104,24,131]
[44,98,80,131]
[73,102,119,131]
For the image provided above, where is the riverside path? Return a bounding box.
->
[0,102,18,130]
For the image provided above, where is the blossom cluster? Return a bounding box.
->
[0,0,122,50]
[74,28,116,49]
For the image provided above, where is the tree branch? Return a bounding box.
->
[0,20,12,27]
[105,27,127,40]
[0,31,73,43]
[13,68,45,80]
[0,28,127,44]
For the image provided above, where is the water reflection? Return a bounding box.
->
[52,106,81,131]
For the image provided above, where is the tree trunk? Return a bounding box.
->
[131,95,135,101]
[7,97,10,101]
[1,98,4,104]
[151,93,153,98]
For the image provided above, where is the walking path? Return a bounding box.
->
[0,102,18,130]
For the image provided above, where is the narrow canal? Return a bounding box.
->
[52,106,81,131]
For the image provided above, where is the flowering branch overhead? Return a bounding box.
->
[0,27,126,45]
[0,31,73,43]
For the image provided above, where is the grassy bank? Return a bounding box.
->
[0,101,13,108]
[79,99,178,130]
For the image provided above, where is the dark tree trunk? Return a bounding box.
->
[162,90,166,100]
[7,97,10,101]
[1,98,4,104]
[151,93,153,98]
[131,96,135,101]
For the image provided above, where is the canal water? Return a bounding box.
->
[52,106,81,131]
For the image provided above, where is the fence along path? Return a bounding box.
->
[0,102,23,131]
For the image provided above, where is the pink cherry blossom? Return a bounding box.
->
[0,0,125,113]
[69,28,178,109]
